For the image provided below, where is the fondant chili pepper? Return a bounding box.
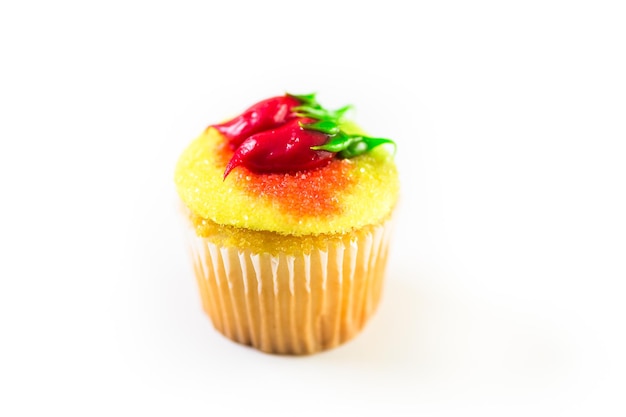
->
[223,118,335,178]
[212,95,304,149]
[212,93,352,149]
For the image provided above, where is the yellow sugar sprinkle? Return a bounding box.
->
[174,127,399,236]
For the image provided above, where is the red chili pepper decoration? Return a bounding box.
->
[223,118,335,179]
[215,92,396,178]
[211,95,303,149]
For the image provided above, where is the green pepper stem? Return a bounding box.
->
[291,94,396,160]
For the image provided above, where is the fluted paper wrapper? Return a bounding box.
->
[185,220,393,355]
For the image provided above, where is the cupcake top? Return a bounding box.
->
[174,93,399,236]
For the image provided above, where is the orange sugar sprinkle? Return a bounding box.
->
[244,160,354,217]
[217,141,354,217]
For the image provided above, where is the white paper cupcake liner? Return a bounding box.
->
[185,219,393,355]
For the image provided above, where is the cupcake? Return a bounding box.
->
[174,93,399,355]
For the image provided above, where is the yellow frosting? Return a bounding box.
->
[174,126,399,236]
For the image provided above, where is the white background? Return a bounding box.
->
[1,1,625,416]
